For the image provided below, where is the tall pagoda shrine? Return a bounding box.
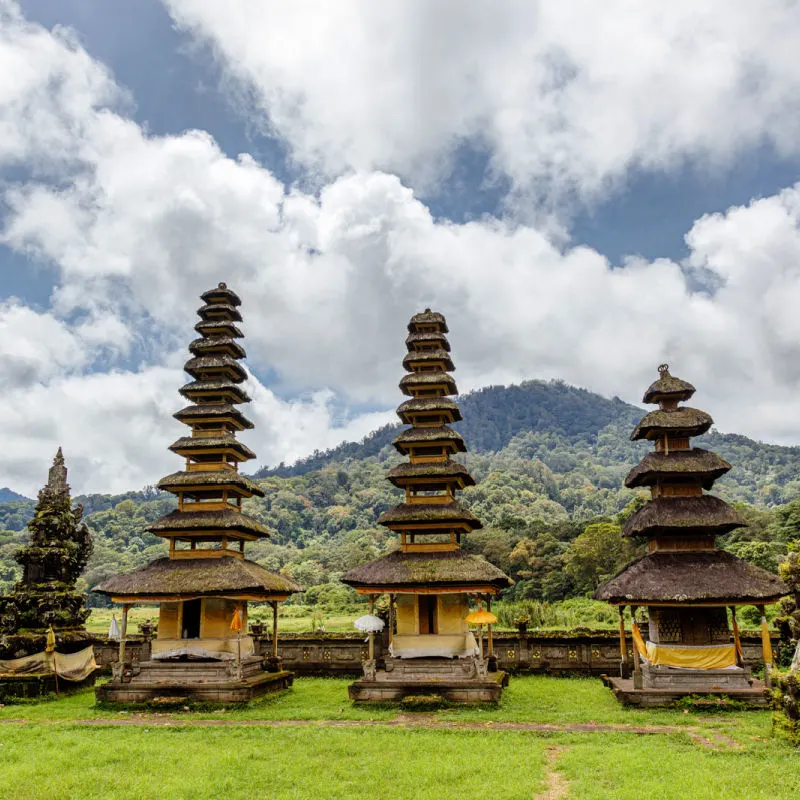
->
[341,309,512,703]
[596,365,787,706]
[95,283,299,703]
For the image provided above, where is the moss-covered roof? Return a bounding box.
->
[147,508,269,536]
[595,550,788,604]
[631,407,713,440]
[402,349,455,372]
[341,549,511,589]
[392,425,466,453]
[168,436,256,461]
[642,367,696,404]
[174,403,254,429]
[399,371,457,396]
[156,470,265,497]
[194,320,244,338]
[622,495,746,538]
[625,449,732,490]
[92,556,299,598]
[200,283,242,307]
[377,501,482,529]
[396,397,462,423]
[184,355,247,382]
[387,460,475,488]
[188,337,246,360]
[179,380,251,404]
[196,303,242,323]
[407,309,448,333]
[405,331,451,351]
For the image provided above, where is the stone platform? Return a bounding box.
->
[96,656,293,704]
[601,674,771,708]
[348,657,507,703]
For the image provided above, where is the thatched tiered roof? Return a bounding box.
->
[147,508,269,537]
[631,407,713,440]
[377,501,482,529]
[625,449,731,489]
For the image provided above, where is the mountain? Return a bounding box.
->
[2,379,799,605]
[0,488,30,503]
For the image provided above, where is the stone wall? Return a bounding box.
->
[88,629,776,677]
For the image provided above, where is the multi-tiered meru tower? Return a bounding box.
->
[342,310,512,703]
[597,365,787,706]
[95,283,299,703]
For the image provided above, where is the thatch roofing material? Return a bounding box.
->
[156,470,265,497]
[197,303,243,322]
[594,550,788,604]
[631,407,713,440]
[405,332,451,351]
[169,436,256,460]
[179,379,251,404]
[392,425,466,453]
[341,549,511,589]
[622,495,745,538]
[200,284,242,307]
[174,403,254,429]
[387,460,475,487]
[407,309,448,333]
[194,320,244,338]
[402,349,455,371]
[377,501,482,529]
[188,337,246,360]
[399,371,457,396]
[642,369,696,404]
[396,397,462,423]
[147,508,269,536]
[92,556,299,598]
[184,355,247,382]
[625,449,732,489]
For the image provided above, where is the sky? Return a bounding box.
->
[2,0,800,496]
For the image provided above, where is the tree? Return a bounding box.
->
[563,522,625,593]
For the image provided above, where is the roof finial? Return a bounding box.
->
[424,307,431,313]
[47,447,68,493]
[658,363,670,376]
[218,282,227,289]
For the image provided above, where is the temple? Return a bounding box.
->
[596,365,788,706]
[341,309,512,702]
[0,450,96,698]
[94,283,300,703]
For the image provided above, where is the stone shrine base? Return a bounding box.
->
[348,657,507,703]
[601,674,771,708]
[96,656,293,704]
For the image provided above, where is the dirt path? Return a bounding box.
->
[534,747,570,800]
[0,715,740,747]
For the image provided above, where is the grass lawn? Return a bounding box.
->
[1,676,797,799]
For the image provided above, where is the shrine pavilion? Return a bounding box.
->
[94,283,300,703]
[341,310,512,702]
[596,365,787,706]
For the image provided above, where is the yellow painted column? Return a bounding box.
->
[388,594,395,645]
[730,606,744,667]
[631,605,642,688]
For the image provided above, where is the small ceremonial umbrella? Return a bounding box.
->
[108,615,121,641]
[230,609,244,675]
[464,609,497,660]
[353,614,385,633]
[46,625,59,694]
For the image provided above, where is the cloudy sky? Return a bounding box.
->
[2,0,800,496]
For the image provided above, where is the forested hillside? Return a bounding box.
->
[2,380,799,609]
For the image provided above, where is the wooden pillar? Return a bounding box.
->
[119,603,131,666]
[368,595,376,661]
[271,601,279,659]
[618,605,629,676]
[757,604,773,688]
[388,594,395,645]
[486,595,494,657]
[631,605,642,688]
[730,606,744,667]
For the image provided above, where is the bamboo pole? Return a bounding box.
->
[486,596,494,658]
[388,594,395,645]
[119,604,130,668]
[730,606,744,667]
[618,606,629,676]
[758,604,773,688]
[368,595,375,661]
[631,605,642,688]
[271,601,279,660]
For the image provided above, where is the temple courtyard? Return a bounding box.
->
[1,676,797,800]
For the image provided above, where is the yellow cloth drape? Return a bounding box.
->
[645,642,737,669]
[631,622,647,657]
[760,615,773,666]
[0,645,96,682]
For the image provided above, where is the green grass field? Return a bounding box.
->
[1,676,798,799]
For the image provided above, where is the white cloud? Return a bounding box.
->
[3,3,800,495]
[165,0,800,202]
